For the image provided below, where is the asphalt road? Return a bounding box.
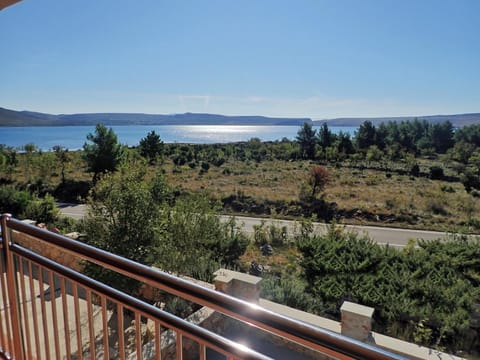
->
[57,203,87,220]
[226,215,452,248]
[58,203,467,247]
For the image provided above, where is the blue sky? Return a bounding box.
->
[1,0,479,119]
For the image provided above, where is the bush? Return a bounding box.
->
[297,225,480,353]
[410,164,420,177]
[461,170,480,192]
[24,194,59,224]
[199,161,210,174]
[0,187,59,224]
[425,198,448,215]
[429,166,444,180]
[440,185,455,193]
[261,274,320,313]
[54,179,91,202]
[0,186,31,216]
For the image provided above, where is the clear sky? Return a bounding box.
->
[1,0,479,119]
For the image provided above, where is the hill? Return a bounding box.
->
[0,108,311,126]
[2,107,479,127]
[315,113,480,127]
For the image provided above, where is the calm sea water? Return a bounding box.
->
[0,125,357,151]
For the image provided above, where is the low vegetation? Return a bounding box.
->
[255,223,479,355]
[1,119,480,355]
[3,120,480,232]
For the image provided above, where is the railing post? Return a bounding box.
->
[1,214,25,359]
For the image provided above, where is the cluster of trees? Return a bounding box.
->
[0,186,59,224]
[297,119,457,162]
[295,120,480,193]
[81,162,249,294]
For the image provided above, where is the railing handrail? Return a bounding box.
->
[12,243,273,360]
[1,214,406,360]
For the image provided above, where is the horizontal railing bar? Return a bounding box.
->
[11,243,273,360]
[4,215,405,360]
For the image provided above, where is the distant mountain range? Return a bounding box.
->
[0,107,310,126]
[1,107,479,127]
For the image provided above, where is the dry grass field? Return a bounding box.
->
[8,151,480,233]
[162,158,480,233]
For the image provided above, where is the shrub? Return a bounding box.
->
[261,274,320,313]
[410,163,420,177]
[0,186,31,217]
[297,225,480,353]
[425,198,448,215]
[385,198,397,210]
[199,161,210,174]
[461,170,480,192]
[440,185,455,193]
[24,193,59,224]
[429,166,444,180]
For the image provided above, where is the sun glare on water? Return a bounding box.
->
[184,125,259,134]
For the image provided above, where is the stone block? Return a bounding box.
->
[340,301,374,342]
[213,268,262,303]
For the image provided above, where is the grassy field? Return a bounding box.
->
[6,149,480,233]
[162,158,480,233]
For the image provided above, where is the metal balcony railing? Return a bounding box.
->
[0,214,405,360]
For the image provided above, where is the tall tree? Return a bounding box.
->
[355,120,376,150]
[335,131,354,155]
[53,145,69,184]
[0,145,17,180]
[82,165,167,294]
[138,130,164,164]
[430,121,454,153]
[317,122,335,149]
[83,124,124,182]
[296,122,317,160]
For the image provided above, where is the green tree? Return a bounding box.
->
[53,145,70,184]
[83,124,124,182]
[158,194,249,281]
[335,131,354,155]
[25,193,59,224]
[138,130,164,164]
[454,124,480,147]
[0,145,17,180]
[23,142,38,182]
[296,122,317,160]
[355,120,376,150]
[430,121,454,153]
[82,165,168,293]
[366,145,383,163]
[34,151,56,185]
[317,123,335,149]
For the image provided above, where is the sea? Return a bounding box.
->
[0,125,357,151]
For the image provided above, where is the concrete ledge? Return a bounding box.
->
[214,268,262,303]
[259,299,341,333]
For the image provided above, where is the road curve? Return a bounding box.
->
[58,203,473,248]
